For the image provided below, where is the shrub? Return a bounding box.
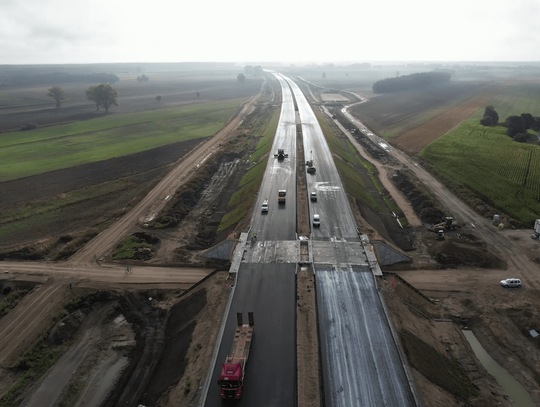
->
[480,116,493,126]
[20,122,38,131]
[513,133,528,143]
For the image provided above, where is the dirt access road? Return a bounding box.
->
[0,264,211,369]
[70,91,262,266]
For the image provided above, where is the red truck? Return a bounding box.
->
[217,312,254,399]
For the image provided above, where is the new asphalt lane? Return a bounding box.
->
[316,265,416,406]
[204,264,296,407]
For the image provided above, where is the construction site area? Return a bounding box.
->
[1,70,540,407]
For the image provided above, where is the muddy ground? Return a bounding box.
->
[0,272,230,407]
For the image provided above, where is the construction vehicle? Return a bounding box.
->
[218,312,254,400]
[306,150,316,174]
[278,190,286,204]
[306,160,316,174]
[429,216,458,233]
[531,219,540,240]
[274,149,288,160]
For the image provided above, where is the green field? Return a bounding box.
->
[421,83,540,225]
[421,119,540,224]
[0,99,245,182]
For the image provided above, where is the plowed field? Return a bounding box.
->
[392,83,510,154]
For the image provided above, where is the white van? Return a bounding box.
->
[500,278,522,288]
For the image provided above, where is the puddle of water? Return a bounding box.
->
[86,356,128,407]
[462,330,535,407]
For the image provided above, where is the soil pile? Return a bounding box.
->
[392,170,444,224]
[430,239,506,269]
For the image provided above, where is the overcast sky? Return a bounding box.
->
[1,0,539,65]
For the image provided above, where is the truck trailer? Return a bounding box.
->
[218,312,254,399]
[278,190,286,204]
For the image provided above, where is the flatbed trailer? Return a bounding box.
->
[218,312,254,399]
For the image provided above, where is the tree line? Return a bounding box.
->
[46,84,119,113]
[3,72,119,87]
[481,105,540,143]
[372,72,451,93]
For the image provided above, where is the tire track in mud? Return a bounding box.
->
[151,158,241,259]
[480,289,537,309]
[101,293,168,407]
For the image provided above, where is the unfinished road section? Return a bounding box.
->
[282,74,418,407]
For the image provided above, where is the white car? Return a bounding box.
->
[500,278,522,288]
[261,200,269,213]
[313,214,320,227]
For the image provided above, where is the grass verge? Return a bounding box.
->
[218,158,268,232]
[249,107,281,163]
[316,112,402,215]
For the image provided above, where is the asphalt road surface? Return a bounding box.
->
[204,264,296,407]
[281,74,417,406]
[250,74,297,241]
[281,75,359,241]
[316,265,416,407]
